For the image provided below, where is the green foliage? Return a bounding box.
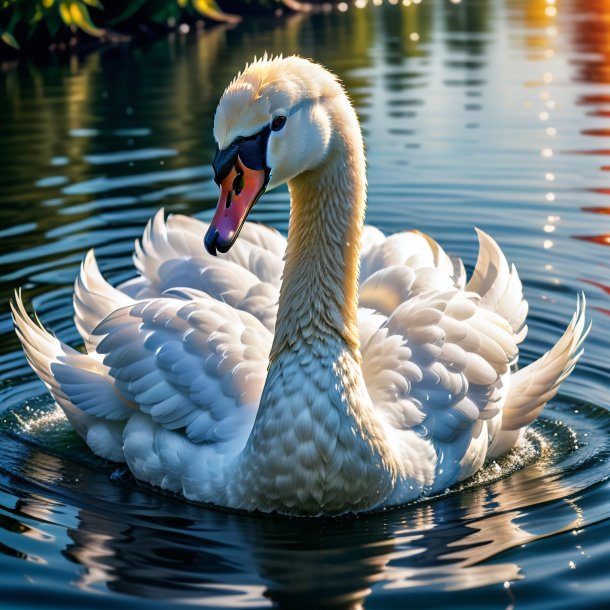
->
[1,31,19,49]
[0,0,251,55]
[1,0,105,51]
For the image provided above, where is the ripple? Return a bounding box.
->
[0,394,608,608]
[69,128,99,138]
[35,176,70,188]
[62,166,212,195]
[84,149,178,165]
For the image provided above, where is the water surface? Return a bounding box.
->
[1,1,610,608]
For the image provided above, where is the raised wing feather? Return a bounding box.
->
[74,250,135,352]
[501,295,588,431]
[466,229,528,340]
[11,291,129,462]
[357,227,532,489]
[360,229,459,284]
[120,210,283,333]
[92,296,272,446]
[361,291,515,438]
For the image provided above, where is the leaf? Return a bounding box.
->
[192,0,242,24]
[32,7,44,22]
[69,1,105,37]
[1,31,20,50]
[59,2,72,25]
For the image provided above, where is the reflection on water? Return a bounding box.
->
[2,399,608,610]
[565,0,610,250]
[1,0,610,608]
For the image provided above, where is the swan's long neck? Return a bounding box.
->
[270,99,366,361]
[231,96,397,515]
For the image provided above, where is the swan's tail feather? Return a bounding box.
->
[489,294,589,457]
[11,291,132,435]
[466,229,529,342]
[74,250,134,351]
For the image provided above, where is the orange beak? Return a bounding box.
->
[205,155,267,255]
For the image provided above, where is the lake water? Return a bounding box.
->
[1,0,610,608]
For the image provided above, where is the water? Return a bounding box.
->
[1,0,610,607]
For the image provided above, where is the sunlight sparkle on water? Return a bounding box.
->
[11,405,65,433]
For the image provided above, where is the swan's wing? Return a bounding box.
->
[74,250,135,353]
[466,229,528,341]
[361,291,515,434]
[86,295,272,446]
[11,292,129,462]
[358,228,586,486]
[358,229,518,441]
[360,228,465,289]
[360,290,517,490]
[116,211,283,333]
[488,295,589,457]
[358,230,525,487]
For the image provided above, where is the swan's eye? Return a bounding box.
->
[271,116,287,132]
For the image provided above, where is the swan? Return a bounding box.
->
[12,55,589,515]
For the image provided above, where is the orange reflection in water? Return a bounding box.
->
[571,0,610,84]
[574,205,610,247]
[582,278,610,295]
[569,0,610,247]
[573,234,610,246]
[582,206,610,214]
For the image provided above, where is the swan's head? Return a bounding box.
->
[205,55,348,255]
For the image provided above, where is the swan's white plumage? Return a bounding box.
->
[466,228,529,341]
[11,294,127,462]
[13,212,587,509]
[12,55,589,515]
[121,210,283,333]
[94,295,271,445]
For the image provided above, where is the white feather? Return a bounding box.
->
[12,57,590,515]
[12,217,588,511]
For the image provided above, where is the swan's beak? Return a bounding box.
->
[205,157,268,255]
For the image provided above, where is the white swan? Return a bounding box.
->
[13,55,589,515]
